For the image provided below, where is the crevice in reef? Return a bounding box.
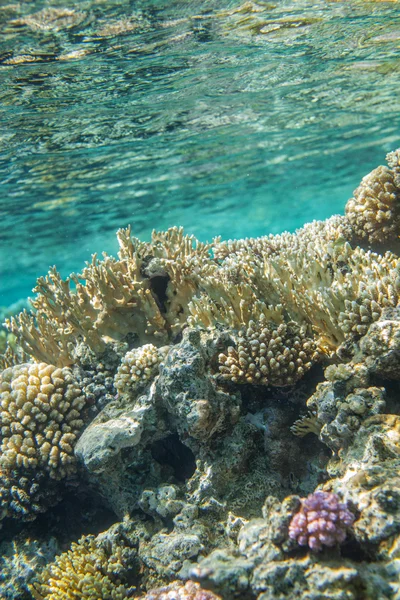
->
[149,274,170,314]
[150,433,197,482]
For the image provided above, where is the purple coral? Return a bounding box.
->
[288,491,355,551]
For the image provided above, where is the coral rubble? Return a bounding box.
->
[2,149,400,598]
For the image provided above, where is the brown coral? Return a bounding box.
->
[30,534,133,600]
[0,363,86,479]
[218,317,320,386]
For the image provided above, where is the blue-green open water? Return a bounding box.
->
[1,0,400,306]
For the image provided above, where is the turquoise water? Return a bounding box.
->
[1,0,400,305]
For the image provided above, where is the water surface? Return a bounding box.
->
[1,0,400,304]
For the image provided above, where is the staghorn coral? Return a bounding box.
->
[192,226,400,357]
[7,191,400,375]
[6,226,214,367]
[146,226,217,336]
[30,534,134,600]
[115,344,169,397]
[139,580,222,600]
[218,317,320,386]
[6,253,167,367]
[0,363,87,480]
[288,491,355,551]
[213,215,352,261]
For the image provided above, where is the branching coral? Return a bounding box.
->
[5,227,215,367]
[218,317,320,386]
[30,534,134,600]
[5,151,400,389]
[191,232,400,359]
[115,344,169,396]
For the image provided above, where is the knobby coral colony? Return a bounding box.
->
[0,149,400,597]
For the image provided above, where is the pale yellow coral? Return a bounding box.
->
[115,344,169,395]
[192,227,400,358]
[345,165,400,246]
[30,534,132,600]
[0,363,86,479]
[218,317,320,386]
[6,227,215,367]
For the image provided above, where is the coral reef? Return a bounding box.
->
[3,150,400,598]
[288,491,355,551]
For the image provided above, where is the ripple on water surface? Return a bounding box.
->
[0,0,400,303]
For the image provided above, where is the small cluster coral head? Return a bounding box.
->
[139,580,222,600]
[288,491,355,552]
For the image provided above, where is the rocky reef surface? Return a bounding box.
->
[2,150,400,598]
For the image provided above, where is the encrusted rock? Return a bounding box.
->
[304,363,386,451]
[359,307,400,379]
